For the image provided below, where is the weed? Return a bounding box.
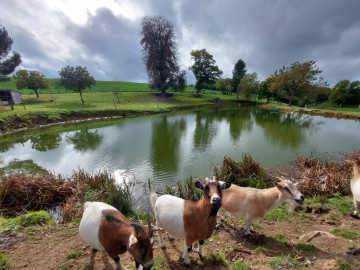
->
[0,253,11,270]
[0,211,53,233]
[336,258,352,270]
[164,176,202,200]
[213,154,275,188]
[204,252,228,266]
[294,243,316,252]
[269,255,300,269]
[151,255,170,270]
[232,261,251,270]
[66,249,82,260]
[328,195,353,215]
[331,228,359,240]
[266,206,289,221]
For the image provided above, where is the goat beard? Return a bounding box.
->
[208,204,221,218]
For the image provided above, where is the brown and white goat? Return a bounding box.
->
[350,159,360,218]
[220,178,304,234]
[79,201,154,270]
[150,178,231,265]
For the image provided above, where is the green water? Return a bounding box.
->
[1,106,359,188]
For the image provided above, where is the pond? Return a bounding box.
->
[1,106,360,192]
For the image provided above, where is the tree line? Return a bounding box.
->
[1,19,359,106]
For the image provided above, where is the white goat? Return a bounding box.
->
[150,178,231,265]
[220,179,304,234]
[79,201,154,270]
[350,159,360,218]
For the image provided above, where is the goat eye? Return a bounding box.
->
[205,186,209,193]
[284,187,292,194]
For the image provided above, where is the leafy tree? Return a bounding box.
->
[14,70,50,98]
[58,65,95,103]
[269,60,324,106]
[238,72,259,101]
[232,59,247,93]
[190,49,223,96]
[170,70,187,92]
[329,80,360,106]
[216,78,232,94]
[140,16,179,95]
[258,79,272,103]
[0,25,22,81]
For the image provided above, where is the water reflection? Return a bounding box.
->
[30,133,62,152]
[151,115,186,175]
[66,128,103,152]
[0,106,359,185]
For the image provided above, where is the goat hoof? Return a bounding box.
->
[199,254,204,260]
[350,212,359,219]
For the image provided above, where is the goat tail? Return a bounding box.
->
[150,192,158,210]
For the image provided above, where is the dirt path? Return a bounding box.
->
[2,207,360,270]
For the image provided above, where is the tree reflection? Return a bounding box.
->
[254,110,318,148]
[225,107,254,142]
[30,133,62,152]
[66,128,103,152]
[193,112,218,151]
[150,115,186,175]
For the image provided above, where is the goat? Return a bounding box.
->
[220,178,304,234]
[350,159,360,218]
[150,178,231,265]
[79,201,154,270]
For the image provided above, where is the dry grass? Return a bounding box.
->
[296,151,360,196]
[0,169,133,221]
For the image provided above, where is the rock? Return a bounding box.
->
[299,231,339,242]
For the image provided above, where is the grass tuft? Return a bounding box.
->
[331,228,359,240]
[0,253,11,270]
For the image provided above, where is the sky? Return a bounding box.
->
[1,0,360,87]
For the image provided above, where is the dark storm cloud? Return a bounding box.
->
[1,0,359,86]
[77,8,146,82]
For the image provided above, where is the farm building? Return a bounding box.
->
[0,89,23,105]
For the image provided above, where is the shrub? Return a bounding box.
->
[213,154,275,188]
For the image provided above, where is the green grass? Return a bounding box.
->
[305,195,354,215]
[269,255,300,269]
[266,205,289,221]
[232,261,251,270]
[151,255,170,270]
[331,228,359,240]
[294,243,316,252]
[0,253,11,270]
[0,210,53,233]
[336,258,352,270]
[204,252,228,266]
[66,249,82,260]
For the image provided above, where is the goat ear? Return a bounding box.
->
[221,182,231,190]
[195,181,204,190]
[128,233,138,248]
[274,182,281,189]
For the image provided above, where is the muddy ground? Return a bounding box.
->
[1,205,360,270]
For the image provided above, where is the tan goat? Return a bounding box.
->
[350,159,360,218]
[220,179,304,234]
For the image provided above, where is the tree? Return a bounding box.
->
[232,59,247,93]
[238,72,259,101]
[170,70,187,92]
[329,80,360,106]
[269,60,324,106]
[190,49,223,96]
[216,78,232,94]
[0,25,22,81]
[258,79,272,103]
[140,16,179,95]
[58,65,95,103]
[15,70,50,98]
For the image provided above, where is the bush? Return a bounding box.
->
[213,154,275,188]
